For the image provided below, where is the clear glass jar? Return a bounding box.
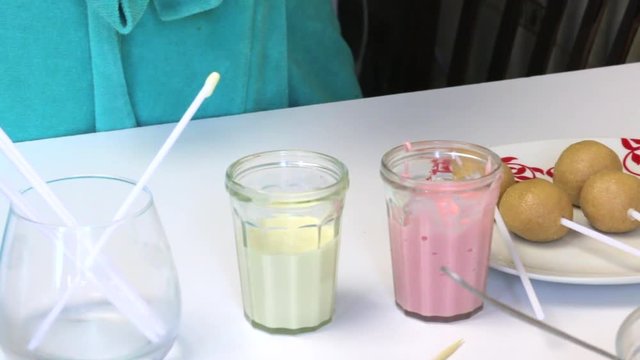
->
[380,140,503,321]
[617,306,640,360]
[226,150,349,333]
[0,175,181,359]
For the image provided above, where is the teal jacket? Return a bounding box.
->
[0,0,361,142]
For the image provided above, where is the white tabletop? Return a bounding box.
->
[1,63,639,359]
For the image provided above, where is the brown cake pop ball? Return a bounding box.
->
[580,170,640,233]
[499,178,573,242]
[499,163,516,199]
[451,155,485,180]
[553,140,622,206]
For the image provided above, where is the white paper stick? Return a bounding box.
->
[0,180,40,220]
[89,71,221,263]
[628,208,640,222]
[29,72,221,349]
[560,218,640,257]
[0,130,77,227]
[494,208,545,320]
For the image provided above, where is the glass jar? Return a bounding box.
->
[617,306,640,360]
[226,150,349,333]
[0,175,181,359]
[380,140,503,321]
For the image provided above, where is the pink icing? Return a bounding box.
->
[387,186,499,318]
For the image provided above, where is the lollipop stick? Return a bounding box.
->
[0,129,77,226]
[560,218,640,257]
[402,142,412,177]
[28,72,221,350]
[628,208,640,222]
[89,71,221,264]
[432,338,464,360]
[494,208,545,320]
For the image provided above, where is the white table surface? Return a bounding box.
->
[1,63,639,359]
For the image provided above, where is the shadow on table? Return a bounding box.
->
[333,286,390,328]
[488,268,640,309]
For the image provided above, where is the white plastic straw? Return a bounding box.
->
[0,131,77,227]
[29,71,221,349]
[0,180,41,220]
[89,71,221,262]
[629,208,640,222]
[0,130,163,347]
[560,218,640,257]
[494,208,545,320]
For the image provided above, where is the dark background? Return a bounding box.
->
[337,0,640,97]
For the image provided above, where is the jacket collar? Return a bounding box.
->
[87,0,223,34]
[153,0,223,21]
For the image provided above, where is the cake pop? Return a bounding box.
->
[580,170,640,233]
[499,179,573,242]
[553,140,622,206]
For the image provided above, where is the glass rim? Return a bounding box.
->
[10,174,154,228]
[616,305,640,358]
[225,149,349,204]
[380,140,502,191]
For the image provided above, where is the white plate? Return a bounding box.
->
[489,138,640,285]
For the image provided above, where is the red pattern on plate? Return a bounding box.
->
[621,138,640,176]
[501,156,546,181]
[501,138,640,180]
